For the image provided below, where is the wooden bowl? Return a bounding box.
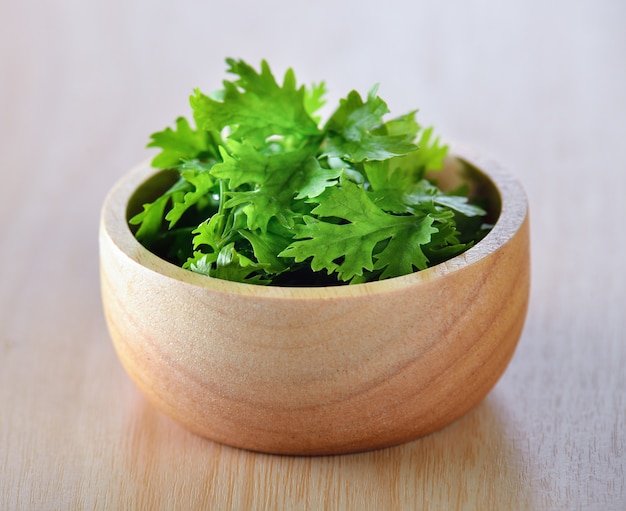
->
[99,145,530,455]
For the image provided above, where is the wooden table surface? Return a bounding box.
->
[1,0,624,509]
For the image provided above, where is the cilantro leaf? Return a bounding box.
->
[363,127,448,192]
[128,177,189,243]
[323,87,418,162]
[238,226,290,275]
[185,244,269,284]
[279,179,438,282]
[213,243,269,283]
[304,81,328,123]
[368,179,486,217]
[373,214,437,279]
[147,117,219,169]
[165,161,218,228]
[190,59,321,146]
[212,141,340,232]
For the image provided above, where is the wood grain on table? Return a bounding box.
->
[1,0,624,509]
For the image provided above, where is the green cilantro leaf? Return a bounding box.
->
[147,117,219,169]
[304,81,328,123]
[212,140,340,232]
[363,127,448,193]
[368,179,486,217]
[279,179,438,282]
[323,87,418,162]
[238,226,290,275]
[373,213,437,279]
[190,59,321,146]
[185,244,269,284]
[128,177,189,243]
[165,161,218,228]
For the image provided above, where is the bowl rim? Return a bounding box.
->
[100,143,528,300]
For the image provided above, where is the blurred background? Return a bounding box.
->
[1,0,625,508]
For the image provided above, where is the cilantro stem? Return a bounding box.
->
[215,178,229,246]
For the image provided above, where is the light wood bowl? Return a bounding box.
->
[99,145,530,455]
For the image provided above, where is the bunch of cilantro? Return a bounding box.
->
[130,58,490,286]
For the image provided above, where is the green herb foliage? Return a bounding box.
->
[130,58,491,286]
